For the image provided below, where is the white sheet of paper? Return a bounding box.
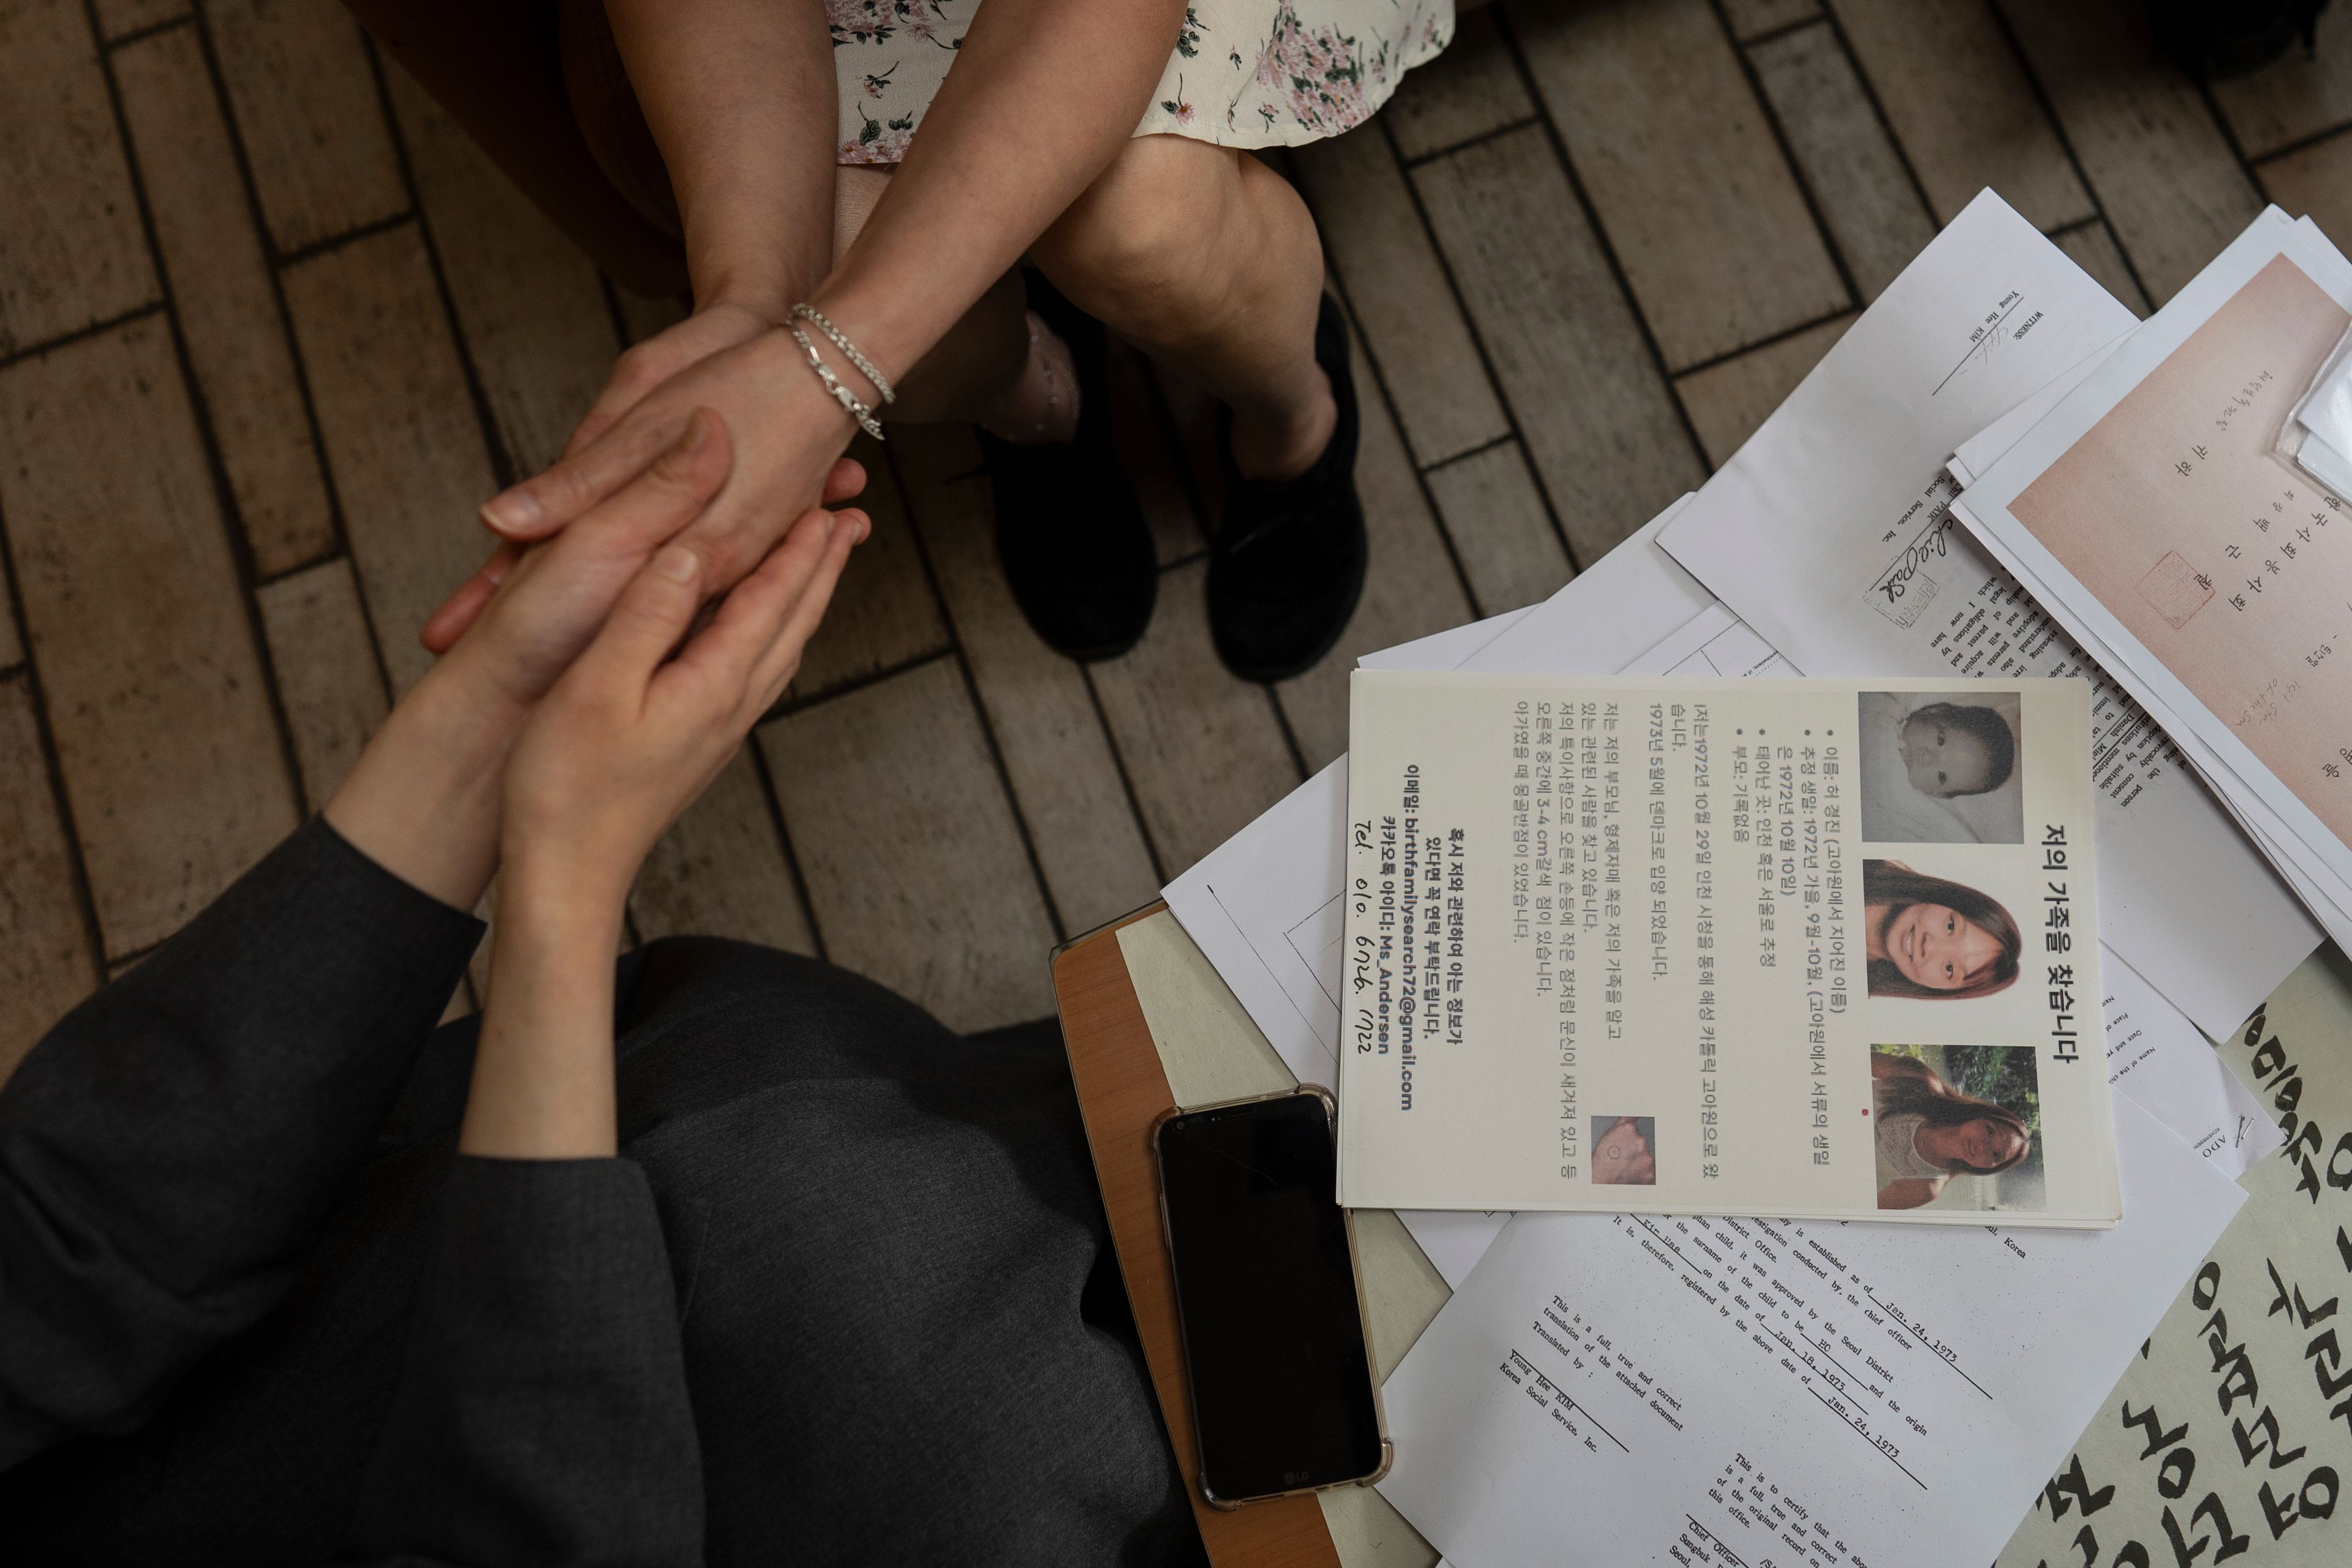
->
[1654,190,2318,1042]
[2101,952,2280,1178]
[1164,498,1709,1101]
[1376,1093,2245,1568]
[1947,333,2131,488]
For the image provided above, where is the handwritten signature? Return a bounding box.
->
[1871,510,1956,605]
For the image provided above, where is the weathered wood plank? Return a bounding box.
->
[1412,123,1705,566]
[1381,7,1534,162]
[0,0,159,355]
[1510,0,1846,369]
[91,0,186,38]
[1996,0,2262,306]
[0,319,300,956]
[1293,124,1510,465]
[1749,21,1936,303]
[789,434,949,698]
[1423,438,1572,615]
[205,0,406,255]
[0,673,100,1082]
[1826,0,2092,232]
[761,656,1059,1031]
[281,224,501,695]
[1674,313,1853,469]
[115,22,337,576]
[2209,5,2352,162]
[2257,129,2352,258]
[894,421,1162,934]
[255,557,386,809]
[630,744,817,956]
[1720,0,1817,39]
[2053,221,2149,318]
[1089,559,1303,880]
[387,65,618,477]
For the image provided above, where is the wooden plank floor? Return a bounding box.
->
[3,0,2350,1053]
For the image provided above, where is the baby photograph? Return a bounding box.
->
[1858,690,2024,844]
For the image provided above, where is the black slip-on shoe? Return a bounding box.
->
[1207,295,1366,683]
[977,273,1157,662]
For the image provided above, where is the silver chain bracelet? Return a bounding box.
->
[791,303,895,404]
[789,325,887,442]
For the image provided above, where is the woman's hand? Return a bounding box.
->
[458,503,863,1160]
[502,499,863,905]
[420,395,865,658]
[564,300,771,459]
[471,326,864,589]
[328,409,749,913]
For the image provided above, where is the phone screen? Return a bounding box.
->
[1156,1093,1384,1504]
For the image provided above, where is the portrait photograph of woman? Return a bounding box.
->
[1863,860,2024,1000]
[1871,1045,2042,1212]
[1858,690,2024,843]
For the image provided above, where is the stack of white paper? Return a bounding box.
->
[1948,208,2352,965]
[1142,179,2292,1568]
[2278,315,2352,498]
[1654,191,2320,1046]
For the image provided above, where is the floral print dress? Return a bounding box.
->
[825,0,1454,164]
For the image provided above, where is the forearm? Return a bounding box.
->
[810,0,1188,378]
[458,868,627,1160]
[0,819,483,1465]
[324,662,520,915]
[605,0,835,315]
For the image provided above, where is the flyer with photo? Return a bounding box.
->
[1335,672,2122,1227]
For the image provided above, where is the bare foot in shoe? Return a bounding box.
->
[978,310,1082,445]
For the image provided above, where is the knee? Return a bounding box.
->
[1035,138,1256,343]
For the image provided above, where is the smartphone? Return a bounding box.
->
[1151,1087,1390,1508]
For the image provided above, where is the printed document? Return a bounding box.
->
[1654,190,2317,1042]
[1954,209,2352,922]
[1338,673,2121,1226]
[1378,1093,2245,1568]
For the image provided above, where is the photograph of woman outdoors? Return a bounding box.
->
[1871,1047,2040,1212]
[0,0,1461,1561]
[1863,859,2025,1000]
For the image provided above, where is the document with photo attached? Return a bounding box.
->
[1338,673,2123,1227]
[1653,189,2318,1044]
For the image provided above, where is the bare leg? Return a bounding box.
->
[1030,135,1336,481]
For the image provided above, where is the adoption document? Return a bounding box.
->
[1656,190,2318,1043]
[1955,210,2352,906]
[1338,673,2124,1227]
[1376,1093,2245,1568]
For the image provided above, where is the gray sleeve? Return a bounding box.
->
[0,817,483,1468]
[344,1156,704,1567]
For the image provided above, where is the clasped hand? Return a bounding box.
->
[325,399,865,920]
